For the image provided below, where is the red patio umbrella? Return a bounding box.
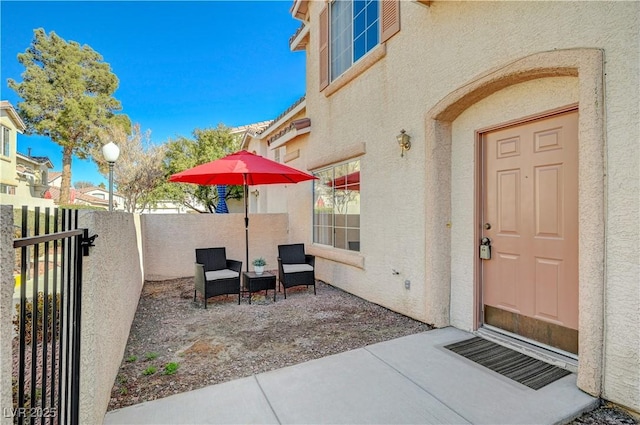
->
[169,150,317,271]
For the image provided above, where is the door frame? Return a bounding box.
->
[425,48,604,396]
[473,103,580,332]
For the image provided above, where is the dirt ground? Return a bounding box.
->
[108,276,433,410]
[108,277,638,424]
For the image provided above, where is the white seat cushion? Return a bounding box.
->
[282,264,314,273]
[205,269,239,280]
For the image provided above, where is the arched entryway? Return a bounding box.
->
[423,48,605,396]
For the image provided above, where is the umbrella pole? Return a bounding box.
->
[244,179,249,272]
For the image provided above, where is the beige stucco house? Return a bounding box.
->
[0,101,55,210]
[15,152,53,198]
[241,96,312,239]
[279,0,639,413]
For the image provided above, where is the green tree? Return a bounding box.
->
[159,125,242,213]
[7,28,130,205]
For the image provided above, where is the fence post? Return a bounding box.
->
[0,205,15,425]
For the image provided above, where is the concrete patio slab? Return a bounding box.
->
[366,327,598,425]
[256,347,469,424]
[104,376,279,424]
[104,327,597,425]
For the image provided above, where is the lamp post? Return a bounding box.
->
[102,142,120,211]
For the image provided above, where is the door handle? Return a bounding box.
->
[484,223,491,230]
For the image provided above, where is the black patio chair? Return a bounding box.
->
[277,243,316,299]
[194,247,242,308]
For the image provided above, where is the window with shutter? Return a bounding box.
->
[381,0,400,43]
[320,0,399,87]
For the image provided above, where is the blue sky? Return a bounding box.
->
[1,1,305,185]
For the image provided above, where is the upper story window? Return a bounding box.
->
[330,0,380,80]
[319,1,400,91]
[1,126,10,157]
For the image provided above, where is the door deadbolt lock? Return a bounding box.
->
[480,237,491,260]
[484,223,492,230]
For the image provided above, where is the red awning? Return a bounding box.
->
[328,171,360,191]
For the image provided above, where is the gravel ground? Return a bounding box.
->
[108,276,433,410]
[108,276,638,424]
[569,402,638,425]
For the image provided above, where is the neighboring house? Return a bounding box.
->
[76,186,125,211]
[0,100,56,210]
[287,0,639,413]
[47,171,62,188]
[137,200,192,214]
[15,152,53,198]
[46,177,125,210]
[44,186,109,209]
[240,96,311,224]
[230,120,272,138]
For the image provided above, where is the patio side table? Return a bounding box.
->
[242,271,276,304]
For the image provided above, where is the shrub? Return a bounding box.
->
[142,366,157,376]
[13,293,61,345]
[163,362,179,375]
[145,352,158,361]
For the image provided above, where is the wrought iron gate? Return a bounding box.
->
[11,206,96,425]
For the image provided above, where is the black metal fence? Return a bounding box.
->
[10,206,94,425]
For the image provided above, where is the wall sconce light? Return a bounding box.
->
[396,130,411,157]
[251,189,260,197]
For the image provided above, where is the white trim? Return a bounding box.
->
[260,100,306,139]
[291,0,302,20]
[290,25,310,52]
[0,101,26,132]
[308,244,365,269]
[269,127,311,150]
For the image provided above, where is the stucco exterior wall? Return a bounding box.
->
[1,195,55,211]
[141,213,290,280]
[0,206,14,425]
[276,134,314,246]
[77,211,144,424]
[0,110,18,188]
[302,0,639,410]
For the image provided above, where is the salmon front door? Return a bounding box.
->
[481,109,579,354]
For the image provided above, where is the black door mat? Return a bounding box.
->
[445,336,571,390]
